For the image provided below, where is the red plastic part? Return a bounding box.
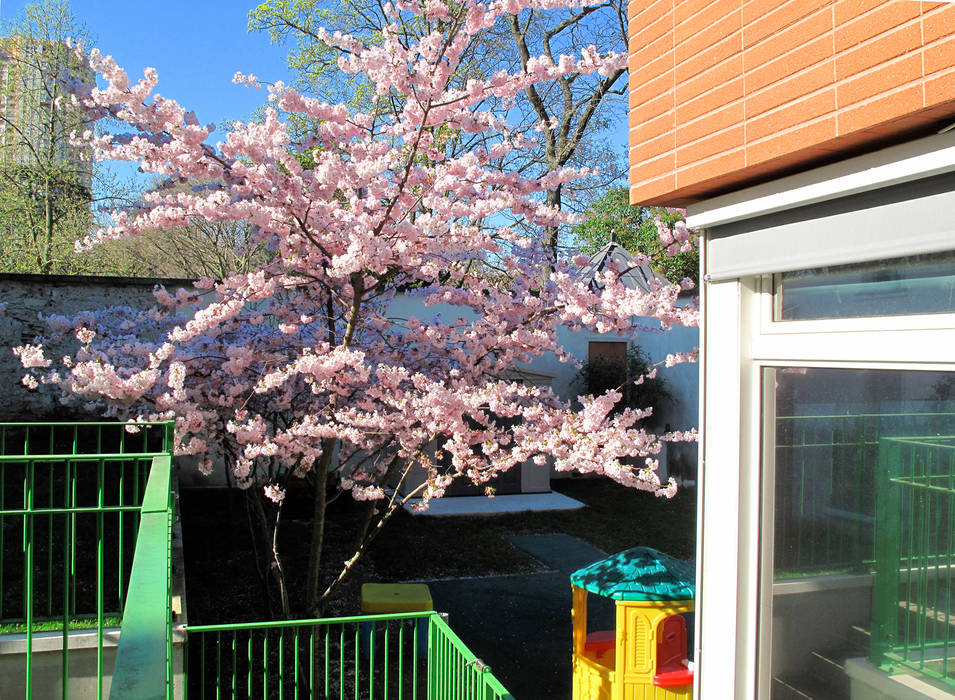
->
[657,614,687,668]
[653,667,694,688]
[584,630,615,653]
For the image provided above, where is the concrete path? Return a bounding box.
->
[403,492,585,516]
[423,534,609,700]
[506,534,606,573]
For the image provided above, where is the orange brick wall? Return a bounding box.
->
[628,0,955,206]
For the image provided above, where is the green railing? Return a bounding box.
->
[185,611,514,699]
[774,412,955,577]
[0,421,174,700]
[0,421,510,698]
[108,450,176,700]
[427,613,513,700]
[873,435,955,688]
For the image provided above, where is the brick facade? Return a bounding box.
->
[628,0,955,205]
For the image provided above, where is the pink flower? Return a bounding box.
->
[264,484,286,504]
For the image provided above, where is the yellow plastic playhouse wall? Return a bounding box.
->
[615,600,693,700]
[572,587,693,700]
[572,586,615,700]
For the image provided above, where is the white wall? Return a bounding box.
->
[390,290,701,482]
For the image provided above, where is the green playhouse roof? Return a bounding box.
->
[570,546,695,602]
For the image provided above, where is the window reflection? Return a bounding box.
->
[765,367,955,697]
[775,251,955,320]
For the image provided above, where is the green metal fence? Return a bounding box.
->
[1,421,512,700]
[108,449,176,700]
[872,435,955,688]
[185,611,514,700]
[0,421,174,700]
[774,412,955,577]
[427,613,513,700]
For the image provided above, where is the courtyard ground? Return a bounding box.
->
[180,477,697,697]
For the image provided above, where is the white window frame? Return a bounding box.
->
[696,220,955,697]
[751,272,955,698]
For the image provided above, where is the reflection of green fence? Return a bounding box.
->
[872,436,955,688]
[185,612,514,699]
[774,412,955,577]
[0,421,174,700]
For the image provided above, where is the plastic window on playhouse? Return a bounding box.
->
[761,366,955,693]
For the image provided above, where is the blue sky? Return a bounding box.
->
[0,0,629,193]
[0,0,294,129]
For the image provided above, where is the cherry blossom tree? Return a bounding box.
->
[14,0,698,616]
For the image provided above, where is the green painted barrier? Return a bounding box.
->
[186,611,514,700]
[872,435,955,689]
[1,421,514,699]
[108,453,174,700]
[0,421,174,700]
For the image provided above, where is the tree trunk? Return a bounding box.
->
[243,489,273,616]
[306,445,334,616]
[543,185,562,270]
[42,173,53,273]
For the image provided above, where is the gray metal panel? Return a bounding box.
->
[706,173,955,281]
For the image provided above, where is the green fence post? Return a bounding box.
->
[108,454,173,700]
[872,437,903,669]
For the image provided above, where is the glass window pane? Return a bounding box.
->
[775,251,955,321]
[764,367,955,696]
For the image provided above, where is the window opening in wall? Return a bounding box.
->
[773,251,955,321]
[588,341,627,364]
[581,341,671,428]
[762,366,955,697]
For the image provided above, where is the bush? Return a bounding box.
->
[575,346,671,425]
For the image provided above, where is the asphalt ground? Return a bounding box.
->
[424,533,613,700]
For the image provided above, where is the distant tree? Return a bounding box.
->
[573,186,699,286]
[0,0,135,275]
[120,179,272,279]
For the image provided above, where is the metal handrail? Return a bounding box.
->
[108,454,174,700]
[184,611,515,699]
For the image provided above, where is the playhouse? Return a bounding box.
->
[570,547,695,700]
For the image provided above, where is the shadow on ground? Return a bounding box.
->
[425,534,612,700]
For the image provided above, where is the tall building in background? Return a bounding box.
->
[0,31,95,274]
[0,35,91,179]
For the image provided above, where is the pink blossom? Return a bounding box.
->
[75,328,96,344]
[14,345,51,368]
[264,484,286,504]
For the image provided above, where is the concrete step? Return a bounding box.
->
[772,676,814,700]
[773,645,860,699]
[772,672,847,700]
[807,649,851,698]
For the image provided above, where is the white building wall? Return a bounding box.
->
[389,290,701,484]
